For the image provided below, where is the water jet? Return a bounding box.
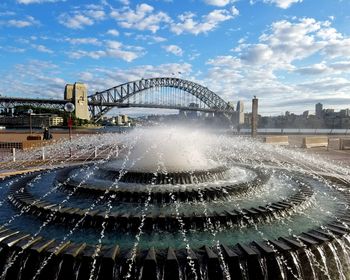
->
[0,127,350,279]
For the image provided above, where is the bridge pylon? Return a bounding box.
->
[64,83,90,120]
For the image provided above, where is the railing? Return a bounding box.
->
[236,128,350,134]
[0,143,122,171]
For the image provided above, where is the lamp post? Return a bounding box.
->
[64,103,75,157]
[64,102,75,140]
[28,109,33,134]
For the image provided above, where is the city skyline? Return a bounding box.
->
[1,0,350,115]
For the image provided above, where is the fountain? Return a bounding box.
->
[0,126,350,280]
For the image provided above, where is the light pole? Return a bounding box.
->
[64,103,75,157]
[64,102,75,140]
[28,109,33,134]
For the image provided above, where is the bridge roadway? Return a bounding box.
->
[91,102,229,113]
[1,77,238,122]
[0,97,230,114]
[0,97,66,105]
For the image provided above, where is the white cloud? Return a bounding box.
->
[0,11,16,16]
[7,19,32,27]
[68,40,145,62]
[85,8,106,20]
[203,0,232,7]
[59,13,93,29]
[207,55,241,68]
[204,55,286,109]
[4,16,39,28]
[188,51,201,61]
[323,38,350,59]
[110,3,171,33]
[294,61,350,75]
[263,0,303,9]
[170,9,238,35]
[106,29,119,36]
[69,50,106,60]
[294,63,328,75]
[0,46,26,53]
[297,77,350,93]
[118,0,129,5]
[202,17,350,114]
[68,37,102,46]
[329,61,350,71]
[0,60,66,99]
[238,18,325,70]
[241,44,273,64]
[239,18,350,70]
[17,0,64,3]
[163,45,183,56]
[105,40,143,62]
[231,6,239,16]
[135,34,167,44]
[58,6,106,29]
[316,26,342,41]
[32,44,54,53]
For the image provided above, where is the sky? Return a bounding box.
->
[1,0,350,116]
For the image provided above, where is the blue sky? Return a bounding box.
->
[1,0,350,115]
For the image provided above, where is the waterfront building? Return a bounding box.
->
[121,115,128,123]
[236,101,244,113]
[0,114,63,128]
[340,109,350,117]
[315,103,323,118]
[49,116,64,126]
[236,101,245,125]
[302,111,309,118]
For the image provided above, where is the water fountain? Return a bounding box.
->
[0,127,350,280]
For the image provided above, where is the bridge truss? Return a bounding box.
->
[0,97,66,110]
[0,78,235,123]
[88,77,234,122]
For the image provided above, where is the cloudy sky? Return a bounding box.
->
[1,0,350,115]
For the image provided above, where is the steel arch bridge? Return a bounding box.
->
[88,77,234,122]
[0,77,235,123]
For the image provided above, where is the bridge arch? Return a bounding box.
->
[88,77,234,122]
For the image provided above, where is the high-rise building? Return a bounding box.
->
[315,103,323,118]
[303,111,309,118]
[236,100,245,124]
[64,82,90,120]
[340,109,350,117]
[236,101,244,113]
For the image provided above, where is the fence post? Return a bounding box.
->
[94,146,98,158]
[340,138,343,150]
[12,148,16,162]
[327,138,330,151]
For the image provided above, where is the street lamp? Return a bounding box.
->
[64,102,75,141]
[65,103,75,158]
[27,109,33,134]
